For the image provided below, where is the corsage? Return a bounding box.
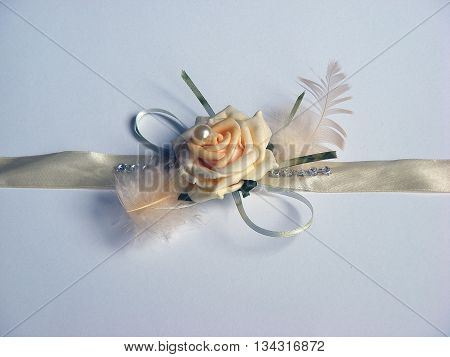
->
[1,62,448,238]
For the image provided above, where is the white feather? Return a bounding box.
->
[114,163,202,239]
[271,61,352,160]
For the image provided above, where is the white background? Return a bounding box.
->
[0,0,449,336]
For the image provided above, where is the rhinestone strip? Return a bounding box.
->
[115,164,332,177]
[115,163,139,173]
[268,166,332,178]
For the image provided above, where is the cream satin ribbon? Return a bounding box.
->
[0,151,136,189]
[261,159,450,193]
[0,149,317,238]
[1,150,448,238]
[1,152,448,193]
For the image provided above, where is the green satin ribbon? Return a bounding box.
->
[278,151,337,168]
[232,188,314,238]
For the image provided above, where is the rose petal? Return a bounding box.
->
[188,180,244,202]
[188,142,226,161]
[241,149,278,181]
[243,110,272,148]
[208,106,248,125]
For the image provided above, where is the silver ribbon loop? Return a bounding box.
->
[232,188,314,238]
[134,108,187,152]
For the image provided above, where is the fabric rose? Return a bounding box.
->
[173,106,278,202]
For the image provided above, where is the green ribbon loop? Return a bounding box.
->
[134,108,187,152]
[232,187,314,238]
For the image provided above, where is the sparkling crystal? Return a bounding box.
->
[269,169,280,177]
[281,168,293,177]
[115,163,126,172]
[322,166,331,175]
[296,169,305,176]
[309,167,318,176]
[130,164,138,171]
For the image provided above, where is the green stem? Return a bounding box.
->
[278,151,337,168]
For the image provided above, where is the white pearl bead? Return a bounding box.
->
[194,124,212,140]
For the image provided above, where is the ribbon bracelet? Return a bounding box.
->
[1,62,449,238]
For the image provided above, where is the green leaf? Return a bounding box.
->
[178,193,193,201]
[279,151,337,168]
[288,91,305,123]
[239,180,258,198]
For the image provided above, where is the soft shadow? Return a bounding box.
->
[87,190,303,256]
